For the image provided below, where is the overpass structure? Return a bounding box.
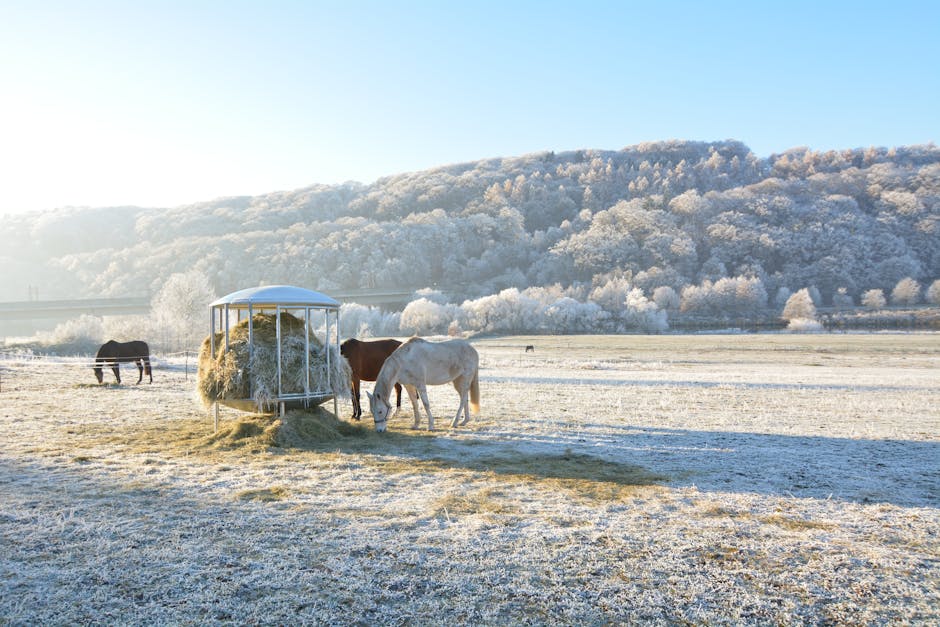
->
[0,288,418,322]
[331,288,417,307]
[0,296,153,321]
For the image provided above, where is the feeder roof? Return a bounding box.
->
[210,285,340,309]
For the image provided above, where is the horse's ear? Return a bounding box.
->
[366,391,373,403]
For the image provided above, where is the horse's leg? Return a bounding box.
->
[394,383,403,411]
[404,385,421,429]
[454,374,476,427]
[351,377,361,420]
[145,357,152,383]
[112,363,121,384]
[451,377,469,428]
[461,373,473,426]
[460,385,472,426]
[416,384,435,431]
[135,359,143,384]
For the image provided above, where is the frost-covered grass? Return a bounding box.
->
[1,334,938,624]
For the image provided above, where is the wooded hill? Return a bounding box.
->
[3,140,938,323]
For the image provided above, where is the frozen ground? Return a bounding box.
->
[1,333,938,624]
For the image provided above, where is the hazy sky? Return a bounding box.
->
[1,0,938,215]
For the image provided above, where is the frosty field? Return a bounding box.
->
[1,333,938,625]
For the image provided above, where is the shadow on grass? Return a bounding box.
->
[72,403,939,507]
[187,407,666,499]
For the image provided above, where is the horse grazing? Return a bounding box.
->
[367,337,479,433]
[93,340,152,384]
[340,338,403,420]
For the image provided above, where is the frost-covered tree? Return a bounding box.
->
[891,277,921,305]
[861,289,887,309]
[339,303,401,338]
[832,287,854,309]
[462,288,544,334]
[782,288,817,321]
[151,271,217,351]
[730,276,768,313]
[679,276,766,316]
[399,298,461,335]
[652,285,680,311]
[542,297,607,333]
[43,314,105,353]
[589,275,637,312]
[622,288,668,332]
[927,279,940,305]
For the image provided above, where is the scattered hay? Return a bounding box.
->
[431,487,520,521]
[199,408,370,452]
[198,414,280,452]
[760,513,836,531]
[235,486,291,502]
[196,312,350,412]
[274,408,370,448]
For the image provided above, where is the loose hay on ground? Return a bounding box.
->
[199,408,372,452]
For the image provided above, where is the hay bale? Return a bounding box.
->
[197,312,350,412]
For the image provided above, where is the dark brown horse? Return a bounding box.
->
[93,340,152,384]
[340,338,402,420]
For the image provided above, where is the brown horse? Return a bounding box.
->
[340,338,402,420]
[93,340,152,384]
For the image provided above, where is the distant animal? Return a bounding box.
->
[93,340,152,384]
[525,345,535,353]
[367,337,479,432]
[340,338,403,420]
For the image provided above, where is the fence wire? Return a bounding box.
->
[0,350,198,392]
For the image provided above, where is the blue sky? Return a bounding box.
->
[1,0,938,215]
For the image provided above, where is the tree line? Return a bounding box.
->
[2,139,938,345]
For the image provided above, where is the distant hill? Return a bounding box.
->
[2,140,938,312]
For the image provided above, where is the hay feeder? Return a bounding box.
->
[203,285,344,428]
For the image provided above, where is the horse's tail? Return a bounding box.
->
[469,366,480,414]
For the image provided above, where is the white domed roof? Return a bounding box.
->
[210,285,340,309]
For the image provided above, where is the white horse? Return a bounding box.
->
[366,337,480,432]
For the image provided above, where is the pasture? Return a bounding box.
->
[1,333,938,624]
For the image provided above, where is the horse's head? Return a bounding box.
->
[93,365,104,384]
[366,390,390,433]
